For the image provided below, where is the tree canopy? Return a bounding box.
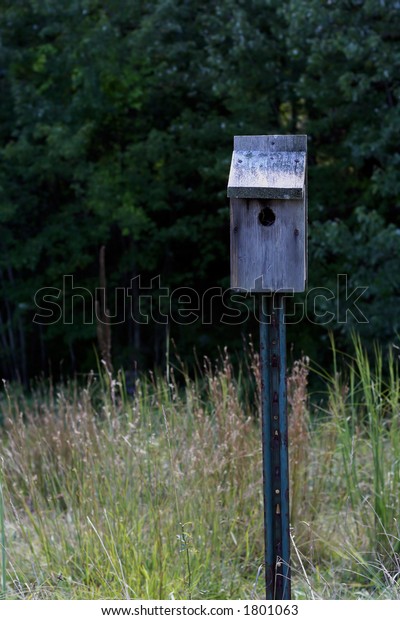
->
[0,0,399,381]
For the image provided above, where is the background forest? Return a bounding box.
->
[0,0,399,380]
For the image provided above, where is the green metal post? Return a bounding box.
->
[260,295,274,598]
[260,293,291,600]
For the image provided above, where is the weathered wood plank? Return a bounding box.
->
[230,198,306,292]
[234,135,307,152]
[227,150,306,200]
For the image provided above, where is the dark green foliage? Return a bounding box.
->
[289,0,400,220]
[0,0,399,380]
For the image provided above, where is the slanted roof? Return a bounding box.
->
[227,135,307,200]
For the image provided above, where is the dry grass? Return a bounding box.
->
[0,341,400,599]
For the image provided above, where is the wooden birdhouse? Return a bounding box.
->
[227,135,307,292]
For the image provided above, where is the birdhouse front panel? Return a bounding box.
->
[227,135,307,292]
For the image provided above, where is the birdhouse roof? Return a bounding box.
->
[227,135,307,200]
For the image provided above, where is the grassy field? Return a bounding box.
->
[1,337,400,600]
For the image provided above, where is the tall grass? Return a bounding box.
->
[286,335,400,598]
[324,336,400,574]
[0,468,6,599]
[0,351,262,599]
[0,340,399,599]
